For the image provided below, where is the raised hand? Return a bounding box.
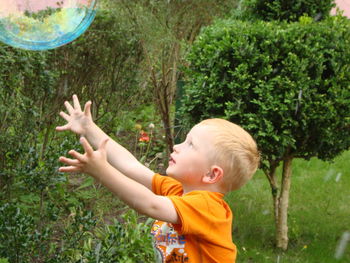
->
[59,137,109,176]
[56,94,93,135]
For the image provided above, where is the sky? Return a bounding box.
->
[0,0,349,18]
[332,0,350,17]
[0,0,91,15]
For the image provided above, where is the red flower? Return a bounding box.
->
[139,130,150,142]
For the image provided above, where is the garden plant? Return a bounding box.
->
[179,0,350,252]
[0,0,349,262]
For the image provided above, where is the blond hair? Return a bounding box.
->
[199,118,260,191]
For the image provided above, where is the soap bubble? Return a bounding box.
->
[0,0,97,50]
[335,231,350,259]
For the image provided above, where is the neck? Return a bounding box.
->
[182,184,225,195]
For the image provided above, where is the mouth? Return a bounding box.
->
[169,155,176,165]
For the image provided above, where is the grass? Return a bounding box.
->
[18,148,346,262]
[226,150,350,263]
[67,149,349,262]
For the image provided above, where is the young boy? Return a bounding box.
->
[57,95,260,263]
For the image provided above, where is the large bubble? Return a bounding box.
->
[0,0,97,50]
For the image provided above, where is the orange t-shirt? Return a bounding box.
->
[151,174,236,263]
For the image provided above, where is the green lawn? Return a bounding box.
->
[226,150,350,263]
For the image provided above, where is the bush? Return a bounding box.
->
[180,15,350,169]
[239,0,336,22]
[0,203,51,263]
[78,210,154,263]
[0,8,155,262]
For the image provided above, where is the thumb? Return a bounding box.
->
[84,101,92,119]
[56,124,70,131]
[99,138,109,152]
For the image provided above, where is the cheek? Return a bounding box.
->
[182,158,206,175]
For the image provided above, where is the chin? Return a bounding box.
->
[165,165,173,174]
[165,169,177,179]
[166,168,174,177]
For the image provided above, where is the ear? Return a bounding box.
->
[202,165,224,184]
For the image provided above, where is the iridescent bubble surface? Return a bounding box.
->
[0,0,97,50]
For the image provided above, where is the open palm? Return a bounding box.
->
[59,137,109,175]
[56,95,93,135]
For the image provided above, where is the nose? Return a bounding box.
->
[173,143,180,152]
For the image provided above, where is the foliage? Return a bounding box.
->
[0,6,157,262]
[0,0,348,259]
[179,8,350,250]
[118,0,240,153]
[111,104,168,172]
[0,201,154,262]
[238,0,336,22]
[76,211,154,263]
[227,150,350,262]
[180,15,350,171]
[0,45,60,194]
[0,7,151,190]
[48,8,148,133]
[0,203,52,263]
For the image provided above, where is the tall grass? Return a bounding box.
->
[226,150,350,263]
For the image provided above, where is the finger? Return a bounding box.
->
[56,124,70,131]
[59,166,82,173]
[84,101,92,119]
[59,156,81,166]
[73,94,82,111]
[80,137,94,155]
[59,111,70,121]
[68,149,85,162]
[64,101,74,114]
[99,138,109,151]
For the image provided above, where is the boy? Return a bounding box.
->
[57,95,260,262]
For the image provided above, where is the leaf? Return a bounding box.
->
[76,177,94,191]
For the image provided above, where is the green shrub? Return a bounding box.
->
[80,210,154,263]
[239,0,336,22]
[0,203,52,263]
[180,15,350,169]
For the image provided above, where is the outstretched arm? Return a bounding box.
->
[59,137,179,224]
[56,95,154,190]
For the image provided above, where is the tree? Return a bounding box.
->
[0,45,59,194]
[0,8,146,195]
[0,8,156,262]
[116,0,239,153]
[179,16,350,250]
[49,8,146,133]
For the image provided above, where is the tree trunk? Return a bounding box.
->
[40,124,52,159]
[276,156,293,250]
[264,163,279,235]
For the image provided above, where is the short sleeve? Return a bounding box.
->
[152,173,183,196]
[168,192,231,239]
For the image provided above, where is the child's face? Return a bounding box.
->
[166,124,214,187]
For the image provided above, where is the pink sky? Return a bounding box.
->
[332,0,350,17]
[0,0,348,18]
[0,0,91,15]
